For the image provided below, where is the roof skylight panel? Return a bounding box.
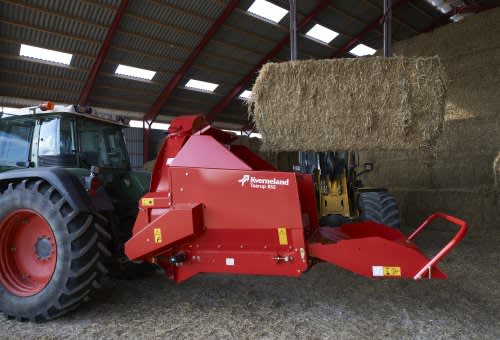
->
[350,44,376,57]
[239,90,252,100]
[247,0,288,24]
[19,44,73,65]
[185,79,219,93]
[115,64,156,80]
[305,24,339,44]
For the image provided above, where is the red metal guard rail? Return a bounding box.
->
[408,212,468,280]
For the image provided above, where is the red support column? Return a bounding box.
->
[143,0,240,125]
[206,0,332,123]
[78,0,129,106]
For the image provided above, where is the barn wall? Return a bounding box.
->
[360,7,500,237]
[123,127,166,170]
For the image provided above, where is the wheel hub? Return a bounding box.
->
[34,236,53,261]
[0,209,57,296]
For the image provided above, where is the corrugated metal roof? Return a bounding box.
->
[1,0,494,127]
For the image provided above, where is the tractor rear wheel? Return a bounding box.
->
[358,191,400,228]
[0,179,111,321]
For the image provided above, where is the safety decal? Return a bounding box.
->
[372,266,401,277]
[277,227,288,245]
[383,266,401,276]
[142,198,155,206]
[153,228,162,244]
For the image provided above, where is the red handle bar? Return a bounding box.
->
[408,212,468,280]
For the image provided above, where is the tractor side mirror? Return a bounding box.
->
[357,162,374,177]
[15,161,30,168]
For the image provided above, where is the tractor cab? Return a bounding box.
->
[0,103,130,171]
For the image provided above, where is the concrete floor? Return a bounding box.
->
[1,232,498,340]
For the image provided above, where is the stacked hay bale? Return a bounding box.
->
[359,7,500,236]
[249,7,499,236]
[251,57,446,152]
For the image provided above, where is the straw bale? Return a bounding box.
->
[250,57,446,151]
[435,117,500,154]
[392,7,500,59]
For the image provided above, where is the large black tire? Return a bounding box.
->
[358,191,400,228]
[104,215,158,280]
[0,179,111,321]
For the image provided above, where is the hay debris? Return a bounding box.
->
[250,57,446,151]
[494,152,500,189]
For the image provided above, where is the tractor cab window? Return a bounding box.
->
[0,118,35,167]
[38,117,77,167]
[78,119,129,169]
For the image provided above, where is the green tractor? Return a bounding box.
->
[0,103,151,321]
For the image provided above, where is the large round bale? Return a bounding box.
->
[250,57,446,151]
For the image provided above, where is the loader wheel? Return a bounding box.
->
[319,214,350,227]
[0,180,111,321]
[358,191,400,228]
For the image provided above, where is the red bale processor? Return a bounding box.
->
[125,115,467,282]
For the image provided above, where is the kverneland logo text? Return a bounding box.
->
[238,175,289,190]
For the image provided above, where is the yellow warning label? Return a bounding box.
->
[142,198,154,206]
[153,228,162,244]
[277,227,288,245]
[383,266,401,276]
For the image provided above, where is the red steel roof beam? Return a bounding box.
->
[331,0,409,58]
[78,0,129,106]
[206,0,332,123]
[143,0,240,124]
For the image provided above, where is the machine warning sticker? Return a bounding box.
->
[278,227,288,245]
[142,198,155,206]
[154,228,162,244]
[383,266,401,276]
[372,266,401,277]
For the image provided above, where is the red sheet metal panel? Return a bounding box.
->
[169,167,309,281]
[307,223,447,279]
[171,135,252,170]
[171,168,303,229]
[125,203,204,260]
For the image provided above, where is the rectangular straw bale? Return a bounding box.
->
[249,57,446,151]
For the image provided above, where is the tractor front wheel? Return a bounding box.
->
[0,179,110,321]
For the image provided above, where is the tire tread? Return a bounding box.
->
[0,179,111,322]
